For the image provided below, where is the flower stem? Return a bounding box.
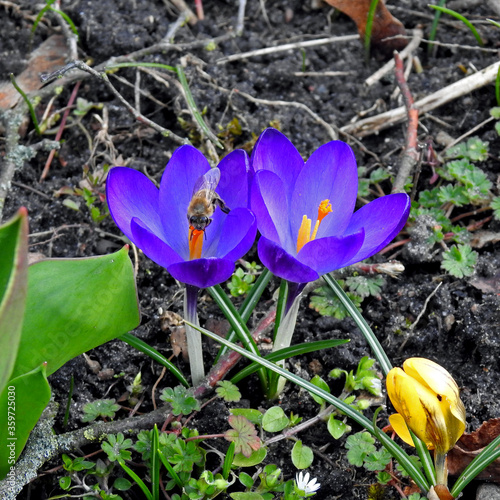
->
[184,284,204,385]
[435,452,448,487]
[269,280,305,398]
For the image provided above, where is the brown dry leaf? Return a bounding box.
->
[322,0,407,56]
[470,272,500,294]
[0,35,68,110]
[471,230,500,249]
[448,418,500,480]
[170,327,188,361]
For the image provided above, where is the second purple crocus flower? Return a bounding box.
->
[250,128,411,284]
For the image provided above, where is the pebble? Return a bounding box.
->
[476,483,500,500]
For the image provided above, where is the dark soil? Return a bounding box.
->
[1,1,500,499]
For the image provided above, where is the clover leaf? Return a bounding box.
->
[101,433,133,462]
[160,386,200,416]
[81,399,120,422]
[216,381,241,402]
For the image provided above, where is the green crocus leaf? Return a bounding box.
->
[0,363,51,479]
[0,209,28,395]
[10,246,140,379]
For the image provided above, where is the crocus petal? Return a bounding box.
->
[167,258,235,288]
[386,367,431,447]
[158,145,211,256]
[217,149,251,209]
[258,236,319,283]
[130,218,183,268]
[106,167,164,242]
[216,208,257,262]
[297,230,365,276]
[403,358,461,407]
[342,193,411,266]
[251,128,304,197]
[403,358,466,441]
[251,170,294,251]
[290,141,358,239]
[388,413,424,448]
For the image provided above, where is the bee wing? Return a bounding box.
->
[192,167,221,201]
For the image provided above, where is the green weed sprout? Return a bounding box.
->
[428,4,484,47]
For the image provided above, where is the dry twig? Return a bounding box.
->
[392,52,419,194]
[216,35,359,65]
[341,60,500,137]
[365,28,423,86]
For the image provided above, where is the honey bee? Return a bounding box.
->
[187,167,230,238]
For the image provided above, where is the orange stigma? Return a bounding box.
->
[296,199,332,253]
[189,226,204,260]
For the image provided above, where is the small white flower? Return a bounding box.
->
[296,471,321,494]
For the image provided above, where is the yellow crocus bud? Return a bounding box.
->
[386,357,466,456]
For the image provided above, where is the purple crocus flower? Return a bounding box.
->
[250,128,410,284]
[106,145,257,288]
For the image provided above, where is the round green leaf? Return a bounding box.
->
[232,447,267,467]
[59,476,72,490]
[327,415,350,439]
[291,440,313,469]
[114,477,132,490]
[262,406,289,432]
[238,472,254,489]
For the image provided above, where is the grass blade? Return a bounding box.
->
[323,274,392,375]
[428,5,484,47]
[451,433,500,497]
[151,426,160,500]
[176,65,224,148]
[207,285,267,388]
[120,332,189,387]
[215,268,272,360]
[230,339,349,384]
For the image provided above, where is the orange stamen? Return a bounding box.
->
[189,227,204,260]
[311,199,333,240]
[296,215,311,253]
[296,199,332,253]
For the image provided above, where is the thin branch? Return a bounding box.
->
[216,35,359,65]
[392,52,419,194]
[341,60,500,137]
[365,28,423,87]
[41,61,188,145]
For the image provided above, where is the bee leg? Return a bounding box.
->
[215,198,230,214]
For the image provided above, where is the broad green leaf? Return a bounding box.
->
[0,209,28,395]
[232,447,267,467]
[0,363,51,479]
[11,246,140,379]
[262,406,289,432]
[291,440,313,469]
